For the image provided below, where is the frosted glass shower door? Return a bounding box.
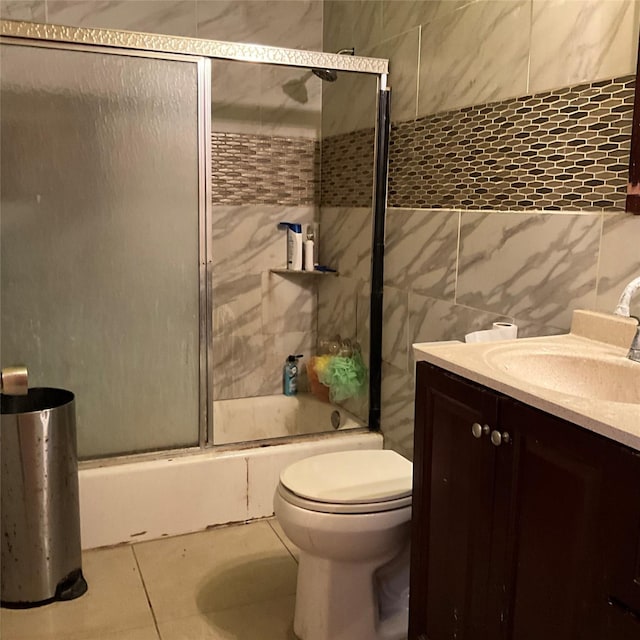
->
[0,43,207,459]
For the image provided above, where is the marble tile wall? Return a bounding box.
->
[211,57,322,139]
[0,0,45,21]
[382,207,640,458]
[211,205,317,400]
[529,0,640,95]
[320,70,378,139]
[1,1,323,47]
[316,206,373,422]
[323,0,640,128]
[418,0,530,117]
[321,0,640,457]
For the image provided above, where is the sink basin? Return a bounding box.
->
[485,349,640,405]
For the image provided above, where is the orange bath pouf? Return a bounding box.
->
[307,356,331,403]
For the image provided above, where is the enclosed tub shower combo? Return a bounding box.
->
[0,18,411,639]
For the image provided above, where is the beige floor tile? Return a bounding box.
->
[267,518,300,562]
[0,546,155,640]
[157,595,296,640]
[133,521,297,623]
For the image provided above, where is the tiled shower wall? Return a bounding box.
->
[1,0,325,402]
[210,130,320,401]
[323,0,640,458]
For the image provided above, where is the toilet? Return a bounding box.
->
[274,449,413,640]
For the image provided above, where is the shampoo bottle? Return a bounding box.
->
[283,354,303,396]
[278,222,303,270]
[304,224,315,271]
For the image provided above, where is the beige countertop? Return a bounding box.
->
[413,311,640,451]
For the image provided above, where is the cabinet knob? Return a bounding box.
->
[491,430,511,446]
[472,422,490,438]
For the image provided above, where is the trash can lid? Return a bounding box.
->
[1,388,74,415]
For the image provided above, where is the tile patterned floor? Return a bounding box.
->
[0,519,301,640]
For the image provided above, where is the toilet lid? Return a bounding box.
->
[280,450,412,504]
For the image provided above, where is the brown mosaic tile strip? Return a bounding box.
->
[321,76,634,211]
[212,133,319,206]
[391,76,634,211]
[320,128,375,207]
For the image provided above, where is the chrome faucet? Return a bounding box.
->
[628,324,640,363]
[614,276,640,363]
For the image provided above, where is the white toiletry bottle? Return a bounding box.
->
[304,225,315,271]
[278,222,303,270]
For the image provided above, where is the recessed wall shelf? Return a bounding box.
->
[270,268,339,277]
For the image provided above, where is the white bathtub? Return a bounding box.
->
[79,393,380,549]
[212,392,363,444]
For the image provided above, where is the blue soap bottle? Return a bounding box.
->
[283,354,303,396]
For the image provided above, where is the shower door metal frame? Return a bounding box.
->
[1,19,390,460]
[0,20,388,76]
[369,78,391,433]
[0,35,213,453]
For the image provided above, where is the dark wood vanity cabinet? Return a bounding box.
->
[409,361,640,640]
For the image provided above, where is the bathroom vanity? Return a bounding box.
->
[409,312,640,640]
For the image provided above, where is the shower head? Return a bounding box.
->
[311,47,355,83]
[312,68,338,82]
[283,47,355,102]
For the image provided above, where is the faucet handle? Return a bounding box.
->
[628,317,640,362]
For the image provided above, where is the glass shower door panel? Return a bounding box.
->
[1,44,201,458]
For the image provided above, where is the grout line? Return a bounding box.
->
[131,545,163,639]
[245,456,250,515]
[415,24,421,120]
[453,209,462,304]
[526,0,533,95]
[593,212,605,311]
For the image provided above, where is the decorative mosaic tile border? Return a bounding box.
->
[321,76,634,211]
[320,128,375,207]
[212,132,319,205]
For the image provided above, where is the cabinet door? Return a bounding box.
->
[410,362,499,640]
[602,442,640,638]
[492,399,616,640]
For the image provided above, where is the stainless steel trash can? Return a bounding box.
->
[1,388,87,607]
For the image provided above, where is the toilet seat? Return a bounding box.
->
[277,483,411,514]
[278,450,413,515]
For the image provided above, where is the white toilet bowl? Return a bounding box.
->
[273,449,412,640]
